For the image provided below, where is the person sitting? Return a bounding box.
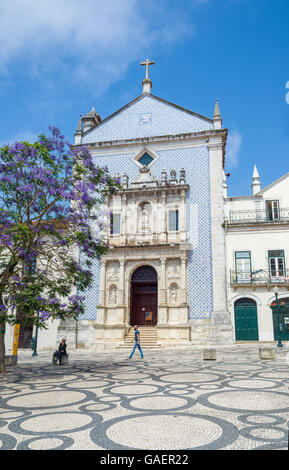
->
[55,338,67,365]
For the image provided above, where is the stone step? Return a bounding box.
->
[118,344,161,348]
[125,331,157,335]
[123,338,158,342]
[121,340,159,344]
[126,329,157,333]
[119,326,159,348]
[128,327,156,330]
[125,337,157,340]
[125,333,157,336]
[121,343,158,348]
[124,338,157,343]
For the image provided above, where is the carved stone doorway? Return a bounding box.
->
[130,265,158,326]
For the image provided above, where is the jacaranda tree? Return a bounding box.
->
[0,127,120,373]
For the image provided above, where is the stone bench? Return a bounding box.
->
[52,353,69,365]
[259,348,275,360]
[203,348,216,360]
[5,355,18,366]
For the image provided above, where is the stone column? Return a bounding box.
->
[126,200,132,242]
[180,255,187,304]
[99,260,106,306]
[121,195,127,244]
[103,195,110,245]
[208,138,233,344]
[118,260,125,305]
[179,189,186,242]
[152,193,157,242]
[158,257,168,325]
[133,198,138,241]
[97,259,106,325]
[160,192,167,243]
[159,257,167,305]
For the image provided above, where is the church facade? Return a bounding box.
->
[56,70,233,349]
[4,65,289,353]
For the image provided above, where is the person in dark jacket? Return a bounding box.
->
[56,338,67,365]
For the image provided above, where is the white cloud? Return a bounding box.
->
[226,130,242,169]
[0,0,192,95]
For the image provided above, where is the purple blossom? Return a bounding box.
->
[40,311,50,322]
[0,126,120,336]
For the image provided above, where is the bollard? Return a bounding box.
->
[52,353,69,365]
[5,355,18,366]
[203,348,216,360]
[259,348,275,360]
[61,354,69,365]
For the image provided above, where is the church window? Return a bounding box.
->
[138,153,153,167]
[110,213,121,234]
[168,210,179,231]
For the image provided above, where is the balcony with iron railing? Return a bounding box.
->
[226,208,289,225]
[230,269,289,286]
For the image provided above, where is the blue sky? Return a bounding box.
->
[0,0,288,196]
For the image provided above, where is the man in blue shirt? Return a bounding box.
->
[129,325,144,359]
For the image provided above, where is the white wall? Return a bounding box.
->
[226,173,289,342]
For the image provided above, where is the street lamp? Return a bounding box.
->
[31,312,40,356]
[273,286,283,348]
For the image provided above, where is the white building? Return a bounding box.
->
[225,168,289,342]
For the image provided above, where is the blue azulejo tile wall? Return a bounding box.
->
[82,94,213,144]
[80,145,213,321]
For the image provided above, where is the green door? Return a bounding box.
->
[234,303,259,341]
[271,302,289,341]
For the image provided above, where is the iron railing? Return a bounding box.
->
[230,269,289,285]
[227,207,289,225]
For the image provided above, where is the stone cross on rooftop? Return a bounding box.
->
[140,59,155,80]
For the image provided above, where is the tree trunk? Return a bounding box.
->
[0,320,6,374]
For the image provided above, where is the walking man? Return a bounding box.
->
[129,325,144,359]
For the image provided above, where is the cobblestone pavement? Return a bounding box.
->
[0,344,289,450]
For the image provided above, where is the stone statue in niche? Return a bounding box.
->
[138,202,151,233]
[170,284,178,303]
[141,208,149,229]
[109,285,117,305]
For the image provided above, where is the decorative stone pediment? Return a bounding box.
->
[121,166,189,196]
[131,165,158,189]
